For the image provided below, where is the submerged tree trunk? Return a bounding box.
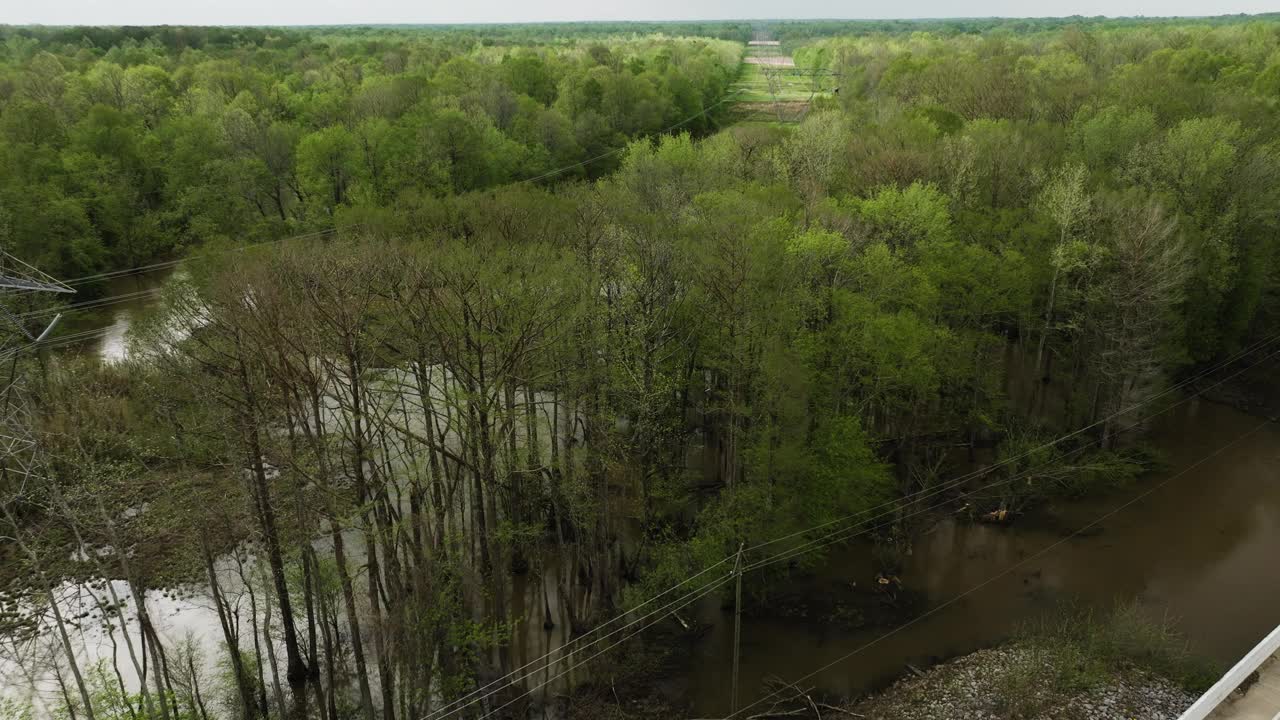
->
[201,534,258,720]
[331,521,376,720]
[4,508,98,720]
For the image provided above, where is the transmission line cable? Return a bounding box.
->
[0,325,126,361]
[58,228,341,288]
[10,239,1277,720]
[23,84,743,294]
[15,288,163,320]
[745,349,1273,573]
[422,338,1280,720]
[744,336,1280,571]
[745,328,1280,558]
[423,555,738,719]
[725,413,1275,719]
[429,574,733,720]
[423,329,1280,717]
[514,88,744,185]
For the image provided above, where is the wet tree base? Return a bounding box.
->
[559,624,698,720]
[1193,356,1280,421]
[555,580,926,718]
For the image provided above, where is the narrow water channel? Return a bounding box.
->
[53,267,175,363]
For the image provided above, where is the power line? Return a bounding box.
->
[61,259,186,288]
[745,343,1279,574]
[43,327,119,349]
[40,89,739,294]
[743,335,1280,573]
[417,331,1280,717]
[58,228,341,288]
[725,413,1276,720]
[424,557,737,719]
[432,574,733,720]
[19,80,744,296]
[484,579,730,719]
[18,248,1273,720]
[744,328,1280,560]
[21,327,118,355]
[0,250,74,296]
[11,89,1272,711]
[514,88,744,186]
[419,336,1280,719]
[0,325,124,362]
[15,288,163,321]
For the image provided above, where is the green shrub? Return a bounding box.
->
[1017,602,1220,694]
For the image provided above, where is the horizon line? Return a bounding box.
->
[3,11,1278,29]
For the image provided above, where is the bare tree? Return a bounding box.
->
[1090,196,1189,447]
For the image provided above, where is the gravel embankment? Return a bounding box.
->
[845,646,1198,720]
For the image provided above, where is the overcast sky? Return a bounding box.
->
[1,0,1274,27]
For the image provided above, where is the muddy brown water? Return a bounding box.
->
[678,398,1280,716]
[50,266,176,363]
[35,273,1280,717]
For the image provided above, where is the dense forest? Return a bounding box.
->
[2,14,1280,720]
[0,25,739,281]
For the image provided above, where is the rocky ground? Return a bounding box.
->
[844,646,1198,720]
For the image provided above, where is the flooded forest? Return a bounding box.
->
[2,14,1280,720]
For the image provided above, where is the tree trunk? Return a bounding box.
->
[201,535,257,720]
[331,522,376,720]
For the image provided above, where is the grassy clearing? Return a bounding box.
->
[732,62,815,102]
[727,44,836,126]
[727,101,811,124]
[727,58,835,123]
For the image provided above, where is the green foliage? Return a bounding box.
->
[8,18,1280,717]
[640,413,892,599]
[215,651,263,720]
[1072,106,1158,175]
[1014,603,1221,694]
[53,660,193,720]
[0,697,32,720]
[0,26,740,282]
[984,430,1150,512]
[855,182,953,250]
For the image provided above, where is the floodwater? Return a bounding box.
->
[6,276,1280,718]
[50,267,175,363]
[683,398,1280,716]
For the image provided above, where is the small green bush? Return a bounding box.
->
[1017,602,1220,694]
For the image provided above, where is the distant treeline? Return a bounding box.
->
[5,14,1280,50]
[769,13,1280,41]
[0,22,757,50]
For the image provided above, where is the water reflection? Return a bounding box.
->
[8,277,1279,718]
[684,401,1280,716]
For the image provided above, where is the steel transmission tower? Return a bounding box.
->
[0,249,73,496]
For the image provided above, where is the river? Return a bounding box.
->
[49,267,176,363]
[10,273,1280,717]
[683,398,1280,716]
